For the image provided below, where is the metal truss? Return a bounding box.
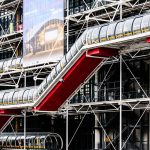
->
[0,0,150,150]
[63,1,150,149]
[0,0,59,90]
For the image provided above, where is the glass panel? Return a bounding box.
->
[80,3,85,12]
[56,62,62,74]
[74,0,79,13]
[141,15,150,32]
[28,89,35,102]
[3,61,8,71]
[3,92,9,105]
[92,26,100,44]
[123,18,134,36]
[115,21,124,38]
[18,90,24,103]
[7,59,12,69]
[8,91,14,104]
[60,56,67,69]
[75,36,83,50]
[20,58,23,66]
[100,25,108,42]
[70,44,78,56]
[13,91,19,104]
[16,58,21,68]
[51,67,57,80]
[87,28,93,45]
[23,90,30,102]
[0,92,4,104]
[133,17,142,35]
[0,61,4,72]
[82,30,88,45]
[38,84,43,95]
[11,59,17,68]
[47,74,52,85]
[66,51,72,62]
[33,90,37,101]
[42,79,47,90]
[107,22,117,40]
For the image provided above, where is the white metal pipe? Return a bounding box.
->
[119,54,122,150]
[23,110,26,150]
[66,0,69,149]
[66,101,69,150]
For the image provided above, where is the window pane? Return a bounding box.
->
[23,90,30,102]
[133,17,142,35]
[87,28,93,45]
[141,15,150,32]
[123,18,134,36]
[107,22,117,40]
[115,21,124,38]
[92,26,100,44]
[100,25,108,42]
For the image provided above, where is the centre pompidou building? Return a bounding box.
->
[0,0,150,150]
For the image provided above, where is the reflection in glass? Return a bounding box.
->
[100,25,108,42]
[141,15,150,32]
[133,17,142,35]
[107,23,117,40]
[123,18,134,36]
[92,27,100,44]
[115,21,124,38]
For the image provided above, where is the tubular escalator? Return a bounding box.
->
[0,132,63,150]
[1,13,150,110]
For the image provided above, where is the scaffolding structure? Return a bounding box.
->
[64,0,150,150]
[0,0,150,150]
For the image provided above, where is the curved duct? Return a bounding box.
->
[0,13,150,106]
[0,132,63,149]
[0,57,22,72]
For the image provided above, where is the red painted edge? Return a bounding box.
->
[0,109,20,129]
[0,48,118,113]
[146,37,150,43]
[87,48,118,57]
[34,48,118,111]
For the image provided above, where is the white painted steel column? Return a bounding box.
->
[66,101,69,150]
[149,65,150,149]
[66,0,69,149]
[119,54,122,150]
[66,0,69,53]
[23,110,26,150]
[149,111,150,150]
[24,72,26,88]
[120,0,122,20]
[95,72,99,102]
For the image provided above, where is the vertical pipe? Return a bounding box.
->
[24,72,26,88]
[95,72,98,102]
[149,111,150,150]
[119,55,122,150]
[66,100,69,150]
[66,0,69,149]
[15,118,18,132]
[66,0,69,53]
[149,64,150,149]
[24,110,26,150]
[120,0,122,20]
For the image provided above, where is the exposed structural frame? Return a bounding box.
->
[64,0,150,150]
[0,0,150,150]
[0,0,58,91]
